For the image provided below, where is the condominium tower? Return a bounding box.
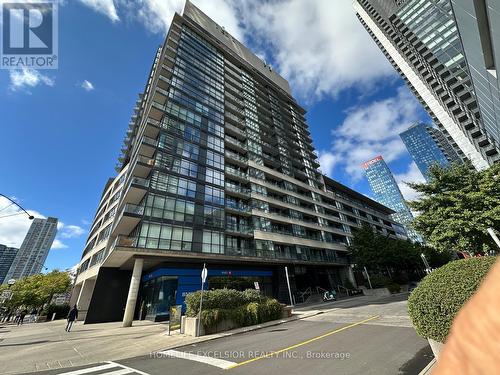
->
[353,0,500,170]
[400,122,462,181]
[0,245,18,284]
[72,1,404,325]
[4,217,58,281]
[362,156,423,243]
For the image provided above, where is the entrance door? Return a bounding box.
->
[141,276,178,322]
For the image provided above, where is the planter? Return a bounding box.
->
[359,286,391,297]
[428,338,444,358]
[183,316,239,337]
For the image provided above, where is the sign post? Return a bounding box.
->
[197,263,207,336]
[284,266,293,306]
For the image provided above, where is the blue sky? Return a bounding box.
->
[0,0,430,272]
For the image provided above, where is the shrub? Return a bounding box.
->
[408,257,496,342]
[369,274,391,288]
[43,303,70,320]
[185,288,263,317]
[387,283,401,294]
[187,289,283,329]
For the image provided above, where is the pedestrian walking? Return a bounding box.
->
[14,309,20,324]
[17,309,27,326]
[65,305,78,332]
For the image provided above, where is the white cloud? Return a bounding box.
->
[236,0,395,100]
[394,162,425,202]
[75,0,393,101]
[81,80,95,91]
[9,68,54,91]
[324,86,426,180]
[0,196,44,248]
[78,0,119,22]
[60,224,85,238]
[318,151,338,177]
[51,239,68,249]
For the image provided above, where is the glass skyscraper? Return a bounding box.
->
[353,0,500,171]
[0,245,18,284]
[400,122,462,181]
[362,156,423,243]
[4,217,58,281]
[72,1,404,324]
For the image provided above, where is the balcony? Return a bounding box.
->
[144,117,160,139]
[225,136,247,153]
[122,177,149,205]
[130,154,155,178]
[225,184,251,198]
[225,123,246,140]
[137,136,157,158]
[225,167,248,182]
[113,204,144,236]
[225,223,253,236]
[225,203,251,215]
[225,150,248,166]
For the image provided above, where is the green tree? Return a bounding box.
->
[1,271,71,310]
[407,162,500,254]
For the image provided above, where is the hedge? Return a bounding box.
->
[408,257,496,342]
[184,289,282,329]
[43,303,70,320]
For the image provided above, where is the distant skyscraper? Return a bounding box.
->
[400,122,462,181]
[0,245,18,284]
[353,0,500,170]
[5,217,58,281]
[362,156,423,243]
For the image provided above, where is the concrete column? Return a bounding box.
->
[122,258,144,327]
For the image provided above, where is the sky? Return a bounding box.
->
[0,0,430,272]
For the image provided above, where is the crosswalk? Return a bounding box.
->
[52,361,150,375]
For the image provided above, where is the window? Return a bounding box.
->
[206,150,224,170]
[204,186,224,205]
[151,171,197,198]
[138,221,193,251]
[144,193,195,223]
[156,153,198,178]
[205,167,224,186]
[207,135,224,153]
[202,230,224,254]
[204,205,224,228]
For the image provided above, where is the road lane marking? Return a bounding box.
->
[225,315,380,370]
[53,363,117,375]
[107,361,151,375]
[99,369,133,375]
[159,349,237,370]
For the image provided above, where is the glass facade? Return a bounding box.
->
[400,122,461,181]
[354,0,500,169]
[362,156,423,243]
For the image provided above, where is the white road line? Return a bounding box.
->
[159,350,237,370]
[55,363,117,375]
[99,369,133,375]
[107,361,151,375]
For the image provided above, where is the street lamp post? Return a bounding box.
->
[0,194,34,220]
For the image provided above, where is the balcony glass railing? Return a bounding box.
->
[225,185,251,195]
[225,136,246,149]
[130,176,149,188]
[225,223,252,233]
[225,167,248,179]
[225,203,250,213]
[121,203,144,216]
[225,150,248,163]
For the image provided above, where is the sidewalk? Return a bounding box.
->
[0,309,319,374]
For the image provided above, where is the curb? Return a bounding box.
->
[418,358,436,375]
[155,309,324,352]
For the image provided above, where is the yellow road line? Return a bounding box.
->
[225,315,380,370]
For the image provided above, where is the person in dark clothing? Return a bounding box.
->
[17,310,27,326]
[65,305,78,332]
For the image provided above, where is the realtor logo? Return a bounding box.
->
[1,0,58,69]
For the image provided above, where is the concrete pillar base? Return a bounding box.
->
[122,258,144,328]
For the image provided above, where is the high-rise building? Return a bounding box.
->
[0,245,18,284]
[72,1,404,324]
[362,156,423,243]
[451,0,500,147]
[353,0,500,171]
[400,122,462,181]
[5,217,58,281]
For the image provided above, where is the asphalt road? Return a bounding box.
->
[20,294,433,375]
